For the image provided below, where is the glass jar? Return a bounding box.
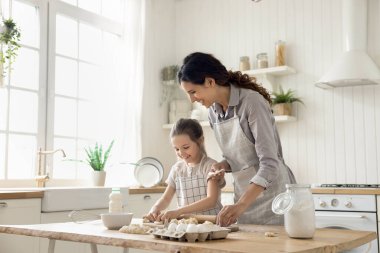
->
[109,188,123,213]
[239,56,250,71]
[275,40,286,66]
[272,184,315,238]
[256,53,268,69]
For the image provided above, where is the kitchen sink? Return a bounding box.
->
[41,187,129,212]
[0,187,130,212]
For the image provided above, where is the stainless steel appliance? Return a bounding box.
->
[314,189,378,253]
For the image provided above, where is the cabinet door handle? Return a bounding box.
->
[143,195,151,200]
[0,202,8,208]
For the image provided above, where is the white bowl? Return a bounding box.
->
[101,213,133,230]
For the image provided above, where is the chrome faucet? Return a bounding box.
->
[36,148,67,187]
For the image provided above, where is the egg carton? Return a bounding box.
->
[151,228,229,243]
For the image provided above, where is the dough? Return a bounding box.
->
[264,232,277,237]
[119,224,151,234]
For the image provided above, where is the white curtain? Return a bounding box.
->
[106,0,146,186]
[121,0,146,162]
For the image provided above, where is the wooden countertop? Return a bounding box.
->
[0,186,377,199]
[129,186,380,195]
[0,219,376,253]
[0,190,44,199]
[311,187,380,195]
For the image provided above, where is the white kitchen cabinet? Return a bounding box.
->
[0,198,41,253]
[125,193,176,217]
[376,196,380,252]
[40,208,123,253]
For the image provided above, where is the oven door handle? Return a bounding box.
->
[315,213,365,219]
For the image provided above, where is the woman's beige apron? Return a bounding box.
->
[213,109,295,225]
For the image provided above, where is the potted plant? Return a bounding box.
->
[0,18,21,87]
[271,86,303,116]
[72,140,114,186]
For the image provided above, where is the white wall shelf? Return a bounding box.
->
[242,65,296,77]
[242,65,296,92]
[162,115,296,129]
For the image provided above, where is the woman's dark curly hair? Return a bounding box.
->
[177,52,271,104]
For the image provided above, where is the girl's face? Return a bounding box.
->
[171,134,202,165]
[180,79,216,108]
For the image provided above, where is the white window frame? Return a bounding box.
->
[0,0,125,187]
[46,0,124,182]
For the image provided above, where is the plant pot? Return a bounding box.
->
[272,103,292,116]
[92,171,106,186]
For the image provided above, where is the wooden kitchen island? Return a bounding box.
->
[0,219,376,253]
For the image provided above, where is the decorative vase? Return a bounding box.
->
[272,103,292,116]
[92,171,106,186]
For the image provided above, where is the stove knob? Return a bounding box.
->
[331,198,339,207]
[319,201,327,207]
[345,201,352,208]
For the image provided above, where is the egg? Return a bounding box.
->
[176,223,187,232]
[170,219,179,224]
[186,223,198,233]
[168,222,177,232]
[196,224,210,233]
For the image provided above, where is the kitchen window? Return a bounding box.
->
[0,0,127,183]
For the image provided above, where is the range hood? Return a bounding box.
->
[315,0,380,89]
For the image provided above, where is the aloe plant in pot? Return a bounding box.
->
[271,86,304,116]
[86,140,114,186]
[68,140,114,186]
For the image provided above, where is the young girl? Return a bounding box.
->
[145,118,225,222]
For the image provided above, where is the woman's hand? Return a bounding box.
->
[211,160,230,172]
[208,160,230,181]
[159,209,182,221]
[216,203,246,227]
[144,206,161,222]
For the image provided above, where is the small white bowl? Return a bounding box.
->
[101,213,133,230]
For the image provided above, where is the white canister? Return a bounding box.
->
[272,184,315,238]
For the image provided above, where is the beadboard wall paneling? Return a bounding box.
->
[175,0,380,183]
[155,0,380,184]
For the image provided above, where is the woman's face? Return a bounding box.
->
[180,79,215,108]
[171,134,202,165]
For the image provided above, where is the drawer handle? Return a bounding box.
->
[0,202,8,208]
[143,195,151,200]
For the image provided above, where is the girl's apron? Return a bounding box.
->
[175,174,222,215]
[213,109,295,224]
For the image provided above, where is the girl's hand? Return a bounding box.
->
[159,209,181,221]
[145,206,161,222]
[216,203,246,227]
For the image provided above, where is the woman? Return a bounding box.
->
[177,52,296,226]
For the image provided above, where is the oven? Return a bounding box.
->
[313,193,378,253]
